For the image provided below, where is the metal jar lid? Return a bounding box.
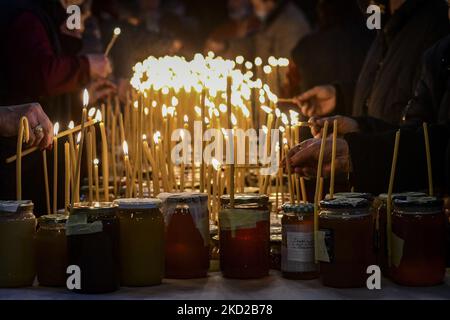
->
[326,192,374,201]
[157,192,208,204]
[281,202,314,214]
[378,192,427,201]
[114,198,162,210]
[38,214,68,225]
[220,193,269,206]
[393,196,444,210]
[320,197,370,209]
[0,200,33,215]
[70,202,117,216]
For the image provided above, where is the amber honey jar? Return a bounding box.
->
[219,194,270,279]
[375,192,426,275]
[158,193,210,279]
[66,202,120,293]
[114,198,164,286]
[0,201,36,288]
[281,203,318,280]
[36,214,68,287]
[318,198,375,288]
[390,197,447,286]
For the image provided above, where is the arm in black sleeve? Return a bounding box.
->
[333,82,355,117]
[344,123,450,195]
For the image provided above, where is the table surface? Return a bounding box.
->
[1,271,449,300]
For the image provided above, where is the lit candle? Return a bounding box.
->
[87,131,93,204]
[64,142,71,213]
[71,89,89,207]
[105,27,121,56]
[143,136,159,196]
[98,111,110,201]
[123,141,131,198]
[94,158,100,201]
[52,122,60,214]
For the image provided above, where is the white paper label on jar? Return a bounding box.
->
[317,230,331,263]
[392,232,404,268]
[286,232,314,262]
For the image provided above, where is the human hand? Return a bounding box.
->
[293,85,336,117]
[286,137,350,178]
[0,103,53,149]
[86,54,112,79]
[309,115,360,138]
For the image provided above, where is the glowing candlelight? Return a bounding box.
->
[105,27,121,56]
[52,122,60,213]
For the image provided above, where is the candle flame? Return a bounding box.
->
[114,27,121,36]
[254,57,262,66]
[261,105,272,114]
[88,107,96,118]
[142,134,147,141]
[245,61,253,70]
[279,126,286,133]
[231,113,237,126]
[263,65,272,74]
[53,122,60,136]
[76,132,81,144]
[153,131,161,144]
[219,104,227,113]
[268,56,278,67]
[93,158,99,166]
[133,101,139,109]
[184,115,189,123]
[162,104,168,118]
[122,141,129,155]
[83,89,89,107]
[212,158,221,171]
[262,125,268,134]
[151,100,157,108]
[275,108,281,117]
[283,137,288,145]
[144,107,149,116]
[194,106,202,116]
[235,56,244,65]
[95,110,102,122]
[68,121,74,130]
[171,96,179,106]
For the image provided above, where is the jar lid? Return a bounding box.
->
[158,192,208,203]
[326,192,373,201]
[70,202,117,216]
[281,202,314,213]
[220,193,269,205]
[320,197,369,209]
[393,196,443,208]
[0,200,33,214]
[378,192,426,200]
[39,214,68,225]
[114,198,162,209]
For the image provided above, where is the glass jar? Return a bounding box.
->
[66,202,119,293]
[158,192,210,279]
[318,198,374,288]
[390,197,447,286]
[0,201,36,288]
[114,198,164,286]
[270,234,282,271]
[281,203,318,280]
[219,194,270,279]
[375,192,426,275]
[36,214,68,287]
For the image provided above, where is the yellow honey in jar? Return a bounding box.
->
[115,198,164,286]
[0,201,36,287]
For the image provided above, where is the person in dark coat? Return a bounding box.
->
[288,34,450,196]
[0,0,112,214]
[294,0,449,126]
[290,0,373,101]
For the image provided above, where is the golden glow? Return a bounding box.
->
[68,121,74,130]
[83,89,89,107]
[122,141,129,155]
[93,158,99,166]
[114,27,121,36]
[53,122,60,136]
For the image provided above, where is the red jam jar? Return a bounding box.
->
[158,193,210,279]
[375,192,426,276]
[390,197,447,286]
[318,197,375,288]
[219,194,270,279]
[281,203,318,280]
[36,214,68,287]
